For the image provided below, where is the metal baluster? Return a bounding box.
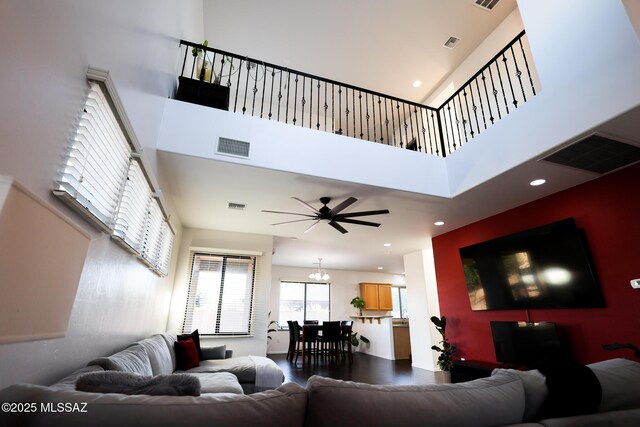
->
[268,69,275,120]
[495,56,511,114]
[308,78,312,129]
[390,100,396,146]
[324,82,328,131]
[345,87,349,136]
[510,45,526,103]
[456,93,468,143]
[358,92,363,139]
[469,83,480,136]
[260,63,267,118]
[432,111,441,156]
[242,60,251,114]
[300,76,305,127]
[402,103,409,147]
[462,89,474,137]
[285,70,291,123]
[519,37,536,96]
[443,105,452,152]
[251,63,259,116]
[502,52,518,108]
[316,81,320,130]
[488,64,502,119]
[396,102,403,147]
[233,59,243,113]
[451,96,462,148]
[366,94,371,142]
[352,89,356,138]
[293,74,304,126]
[474,78,486,130]
[409,106,416,149]
[189,46,196,79]
[181,44,189,78]
[277,70,283,122]
[378,97,384,143]
[332,84,335,133]
[219,55,227,85]
[338,87,342,134]
[420,108,431,154]
[384,99,390,145]
[481,72,494,125]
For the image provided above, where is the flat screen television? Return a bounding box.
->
[459,218,604,311]
[491,321,567,365]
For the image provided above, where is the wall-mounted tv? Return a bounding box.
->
[459,218,604,311]
[491,321,568,365]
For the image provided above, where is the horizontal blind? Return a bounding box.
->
[113,159,151,253]
[183,253,256,335]
[155,221,174,275]
[141,199,164,263]
[56,81,131,228]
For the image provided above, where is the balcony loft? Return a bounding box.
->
[173,31,538,159]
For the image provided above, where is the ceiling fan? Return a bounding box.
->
[262,196,390,234]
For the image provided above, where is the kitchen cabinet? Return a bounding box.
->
[359,283,393,311]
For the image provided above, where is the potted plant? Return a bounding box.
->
[267,311,277,342]
[350,296,365,316]
[351,332,370,348]
[430,315,457,372]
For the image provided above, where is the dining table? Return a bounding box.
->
[301,323,353,365]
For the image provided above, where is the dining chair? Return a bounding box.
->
[339,320,353,359]
[319,321,341,364]
[286,320,302,361]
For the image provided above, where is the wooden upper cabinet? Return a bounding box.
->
[360,283,392,311]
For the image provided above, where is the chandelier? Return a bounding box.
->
[308,258,330,281]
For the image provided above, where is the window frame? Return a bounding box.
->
[182,252,258,336]
[278,280,331,328]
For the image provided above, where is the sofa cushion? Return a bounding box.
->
[51,365,105,390]
[493,368,548,422]
[179,357,256,383]
[134,334,174,376]
[177,329,203,361]
[76,371,201,396]
[174,339,200,371]
[0,382,308,427]
[587,358,640,412]
[201,345,226,360]
[305,371,526,427]
[190,372,244,394]
[161,333,178,372]
[88,344,153,377]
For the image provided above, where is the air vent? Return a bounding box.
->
[541,133,640,174]
[474,0,501,11]
[217,137,251,158]
[227,202,246,210]
[444,36,460,49]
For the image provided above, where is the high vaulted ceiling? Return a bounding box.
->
[158,1,640,275]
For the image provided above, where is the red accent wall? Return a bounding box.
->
[433,162,640,364]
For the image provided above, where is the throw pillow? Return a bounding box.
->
[76,371,201,396]
[536,362,602,420]
[174,338,200,370]
[201,345,227,360]
[492,368,548,422]
[178,329,203,361]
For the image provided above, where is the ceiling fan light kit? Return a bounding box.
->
[262,196,390,234]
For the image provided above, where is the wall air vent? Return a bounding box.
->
[227,202,246,210]
[474,0,501,11]
[216,137,251,159]
[443,36,460,49]
[541,133,640,174]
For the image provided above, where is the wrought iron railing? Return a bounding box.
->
[176,30,538,157]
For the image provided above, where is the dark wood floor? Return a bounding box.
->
[268,353,446,388]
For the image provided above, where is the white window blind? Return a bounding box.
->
[54,81,131,230]
[183,253,257,335]
[53,70,174,276]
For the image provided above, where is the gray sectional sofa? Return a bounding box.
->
[1,353,639,427]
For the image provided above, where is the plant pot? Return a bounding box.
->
[176,76,230,111]
[439,370,451,384]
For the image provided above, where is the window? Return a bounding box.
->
[391,287,408,319]
[279,281,330,325]
[183,253,257,335]
[53,70,174,276]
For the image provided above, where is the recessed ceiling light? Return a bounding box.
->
[434,221,445,226]
[377,266,384,270]
[383,243,391,247]
[530,179,546,186]
[412,80,422,88]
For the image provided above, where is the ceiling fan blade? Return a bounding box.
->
[334,218,381,227]
[303,220,321,234]
[292,197,320,214]
[335,209,390,218]
[328,197,358,216]
[329,221,349,234]
[261,210,316,218]
[270,218,315,226]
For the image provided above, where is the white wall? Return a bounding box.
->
[166,228,273,356]
[267,265,405,355]
[0,0,201,388]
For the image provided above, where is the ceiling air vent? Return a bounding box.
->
[474,0,501,12]
[541,133,640,174]
[227,202,246,210]
[443,36,460,49]
[216,137,251,159]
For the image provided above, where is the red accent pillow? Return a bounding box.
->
[174,338,200,370]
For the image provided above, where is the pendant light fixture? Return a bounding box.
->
[308,258,330,281]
